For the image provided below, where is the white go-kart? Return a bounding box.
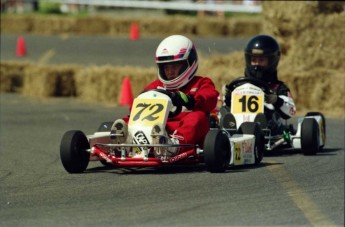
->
[218,77,326,156]
[61,89,255,173]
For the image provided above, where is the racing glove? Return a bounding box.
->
[171,91,195,110]
[223,84,232,106]
[265,94,278,104]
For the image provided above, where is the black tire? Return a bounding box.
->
[204,129,231,173]
[97,121,113,132]
[305,112,326,148]
[60,130,90,173]
[254,113,268,129]
[238,122,264,164]
[301,118,320,155]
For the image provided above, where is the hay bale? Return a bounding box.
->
[108,18,134,36]
[22,64,79,97]
[196,17,228,36]
[138,16,196,37]
[198,51,244,91]
[227,17,262,37]
[74,65,156,104]
[1,15,33,33]
[262,1,345,69]
[75,16,110,34]
[286,12,345,70]
[30,15,76,35]
[1,2,344,118]
[282,68,344,118]
[261,1,345,118]
[0,61,31,92]
[1,14,261,38]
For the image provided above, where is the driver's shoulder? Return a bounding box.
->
[269,80,287,88]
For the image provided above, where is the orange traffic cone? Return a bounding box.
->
[16,36,27,57]
[119,77,134,106]
[129,22,140,41]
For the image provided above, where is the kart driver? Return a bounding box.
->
[111,35,219,155]
[222,34,296,134]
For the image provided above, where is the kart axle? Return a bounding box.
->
[90,145,198,167]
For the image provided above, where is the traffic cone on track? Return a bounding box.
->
[129,22,140,41]
[119,77,134,106]
[16,36,27,57]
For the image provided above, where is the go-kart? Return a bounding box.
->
[218,77,326,156]
[60,88,262,173]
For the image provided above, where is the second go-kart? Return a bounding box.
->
[60,88,264,174]
[218,77,326,156]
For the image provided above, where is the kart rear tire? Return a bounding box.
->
[97,121,113,132]
[238,122,264,164]
[305,112,326,148]
[204,129,231,173]
[301,118,320,155]
[60,130,90,173]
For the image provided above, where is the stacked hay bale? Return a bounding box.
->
[262,1,345,117]
[1,14,261,37]
[1,1,344,118]
[201,1,345,118]
[74,65,156,103]
[22,63,80,97]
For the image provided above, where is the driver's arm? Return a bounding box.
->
[272,85,296,119]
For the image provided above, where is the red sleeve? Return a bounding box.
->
[183,76,219,113]
[123,77,219,122]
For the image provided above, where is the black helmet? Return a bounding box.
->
[244,35,281,83]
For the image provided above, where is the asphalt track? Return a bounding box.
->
[1,34,248,67]
[0,34,344,226]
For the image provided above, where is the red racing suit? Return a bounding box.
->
[124,76,219,149]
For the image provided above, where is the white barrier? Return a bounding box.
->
[48,0,262,13]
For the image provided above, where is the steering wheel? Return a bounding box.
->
[140,89,182,118]
[226,77,272,94]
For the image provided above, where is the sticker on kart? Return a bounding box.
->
[232,94,264,114]
[129,98,168,127]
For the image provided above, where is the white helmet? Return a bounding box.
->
[155,35,198,89]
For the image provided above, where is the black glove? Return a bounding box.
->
[171,91,195,110]
[223,84,231,106]
[265,94,278,104]
[222,84,231,96]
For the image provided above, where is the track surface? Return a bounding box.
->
[1,34,248,66]
[0,35,344,226]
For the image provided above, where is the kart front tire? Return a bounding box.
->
[301,118,320,155]
[204,129,231,173]
[305,112,326,148]
[238,122,264,164]
[60,130,90,173]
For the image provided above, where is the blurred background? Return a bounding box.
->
[1,0,261,16]
[1,1,344,118]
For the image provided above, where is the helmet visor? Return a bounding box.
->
[158,60,189,81]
